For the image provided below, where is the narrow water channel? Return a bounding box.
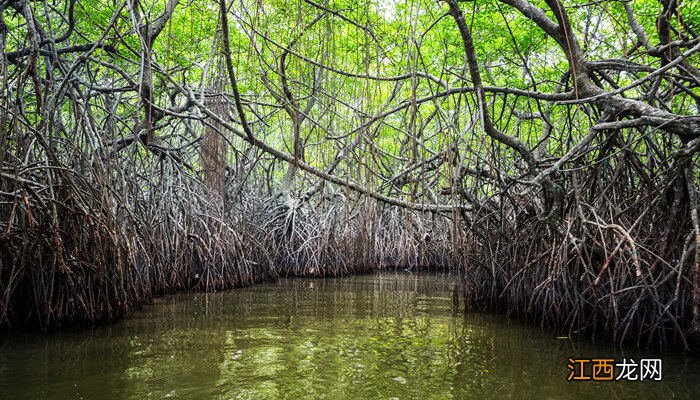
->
[1,273,698,399]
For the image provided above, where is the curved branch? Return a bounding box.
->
[187,87,470,213]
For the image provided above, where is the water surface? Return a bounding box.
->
[1,273,698,399]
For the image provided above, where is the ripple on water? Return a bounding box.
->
[0,272,699,399]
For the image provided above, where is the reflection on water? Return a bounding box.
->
[1,273,698,399]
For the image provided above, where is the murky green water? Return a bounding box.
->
[1,273,698,399]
